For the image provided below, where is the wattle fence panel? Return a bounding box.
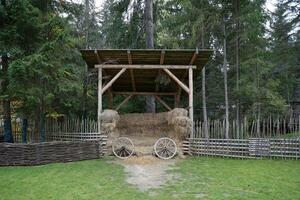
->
[184,138,300,159]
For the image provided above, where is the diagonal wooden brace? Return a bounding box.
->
[102,68,126,94]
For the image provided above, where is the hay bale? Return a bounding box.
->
[173,116,191,127]
[117,112,170,137]
[101,110,120,153]
[167,108,188,125]
[101,109,120,123]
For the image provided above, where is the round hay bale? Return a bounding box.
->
[167,108,188,125]
[101,109,120,123]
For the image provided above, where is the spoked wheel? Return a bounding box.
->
[154,137,177,160]
[112,137,134,159]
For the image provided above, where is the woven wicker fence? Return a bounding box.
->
[0,140,102,166]
[183,138,300,159]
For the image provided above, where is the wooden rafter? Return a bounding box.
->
[112,91,176,96]
[94,50,102,63]
[95,64,196,69]
[163,68,189,93]
[155,95,171,111]
[116,95,133,111]
[102,68,126,94]
[127,50,136,91]
[189,48,199,65]
[155,50,165,92]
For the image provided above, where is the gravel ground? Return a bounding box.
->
[114,156,178,192]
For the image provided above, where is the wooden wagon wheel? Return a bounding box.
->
[154,137,177,160]
[112,137,134,159]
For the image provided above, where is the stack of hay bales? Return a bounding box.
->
[167,108,192,141]
[117,112,169,137]
[100,108,191,157]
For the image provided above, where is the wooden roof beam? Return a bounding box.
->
[127,50,136,91]
[112,91,176,96]
[95,64,196,69]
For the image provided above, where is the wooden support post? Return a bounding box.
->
[102,68,126,94]
[163,68,189,93]
[155,95,171,111]
[97,67,102,133]
[189,67,194,138]
[116,95,133,111]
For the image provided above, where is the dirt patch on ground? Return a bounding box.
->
[113,156,178,192]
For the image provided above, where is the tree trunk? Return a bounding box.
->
[144,0,155,113]
[201,25,209,139]
[21,118,28,143]
[202,67,209,138]
[234,0,240,138]
[1,54,13,143]
[223,22,229,139]
[82,0,90,119]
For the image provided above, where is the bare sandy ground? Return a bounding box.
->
[113,156,178,192]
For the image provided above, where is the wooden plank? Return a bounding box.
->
[102,68,126,94]
[163,68,189,93]
[112,91,176,96]
[96,64,196,69]
[155,95,171,111]
[116,95,133,111]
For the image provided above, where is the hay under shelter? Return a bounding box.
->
[81,49,212,155]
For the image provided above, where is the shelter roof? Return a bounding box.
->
[80,49,213,94]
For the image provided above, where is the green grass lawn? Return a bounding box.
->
[0,157,299,200]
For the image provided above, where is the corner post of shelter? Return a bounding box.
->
[189,66,194,138]
[97,67,102,133]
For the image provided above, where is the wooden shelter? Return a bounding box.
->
[81,49,213,137]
